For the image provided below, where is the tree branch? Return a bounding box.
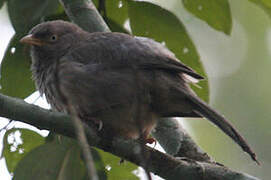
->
[59,0,110,32]
[0,93,260,180]
[152,119,212,162]
[59,0,212,163]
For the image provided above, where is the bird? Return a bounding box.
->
[20,20,258,163]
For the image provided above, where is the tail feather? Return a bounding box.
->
[187,95,259,165]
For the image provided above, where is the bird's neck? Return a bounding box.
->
[30,48,58,95]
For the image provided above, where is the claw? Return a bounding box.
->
[85,116,103,131]
[98,120,103,131]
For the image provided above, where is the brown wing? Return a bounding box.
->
[67,32,204,80]
[134,36,204,80]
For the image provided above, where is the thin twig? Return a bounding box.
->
[32,93,42,104]
[67,102,99,180]
[0,120,13,131]
[132,66,152,180]
[54,60,99,180]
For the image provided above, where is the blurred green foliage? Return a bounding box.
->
[1,128,45,173]
[13,137,88,180]
[0,34,35,98]
[0,0,270,179]
[248,0,271,17]
[182,0,232,35]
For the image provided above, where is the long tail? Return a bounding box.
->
[187,94,260,165]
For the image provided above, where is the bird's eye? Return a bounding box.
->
[50,35,58,41]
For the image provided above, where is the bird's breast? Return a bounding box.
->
[31,60,64,111]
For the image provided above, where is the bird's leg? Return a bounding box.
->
[142,130,157,145]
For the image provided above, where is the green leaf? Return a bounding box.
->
[1,0,64,99]
[0,34,35,98]
[2,128,45,173]
[88,149,107,180]
[106,0,128,25]
[107,18,130,33]
[182,0,232,35]
[13,137,85,180]
[7,0,60,33]
[94,0,129,32]
[96,149,139,180]
[94,0,128,25]
[128,1,209,102]
[248,0,271,17]
[13,136,107,180]
[45,134,107,179]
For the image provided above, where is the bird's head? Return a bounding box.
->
[20,20,85,61]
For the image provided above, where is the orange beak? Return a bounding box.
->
[20,34,44,46]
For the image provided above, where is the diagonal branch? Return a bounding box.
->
[152,119,212,162]
[0,93,260,180]
[59,0,110,33]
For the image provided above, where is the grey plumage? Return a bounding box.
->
[20,20,258,163]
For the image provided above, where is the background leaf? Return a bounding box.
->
[128,1,209,102]
[105,0,128,26]
[94,0,128,26]
[12,136,107,180]
[88,148,107,180]
[0,34,35,98]
[107,18,130,33]
[0,0,64,99]
[97,149,139,180]
[2,128,45,173]
[248,0,271,17]
[13,137,85,180]
[182,0,232,35]
[7,0,60,33]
